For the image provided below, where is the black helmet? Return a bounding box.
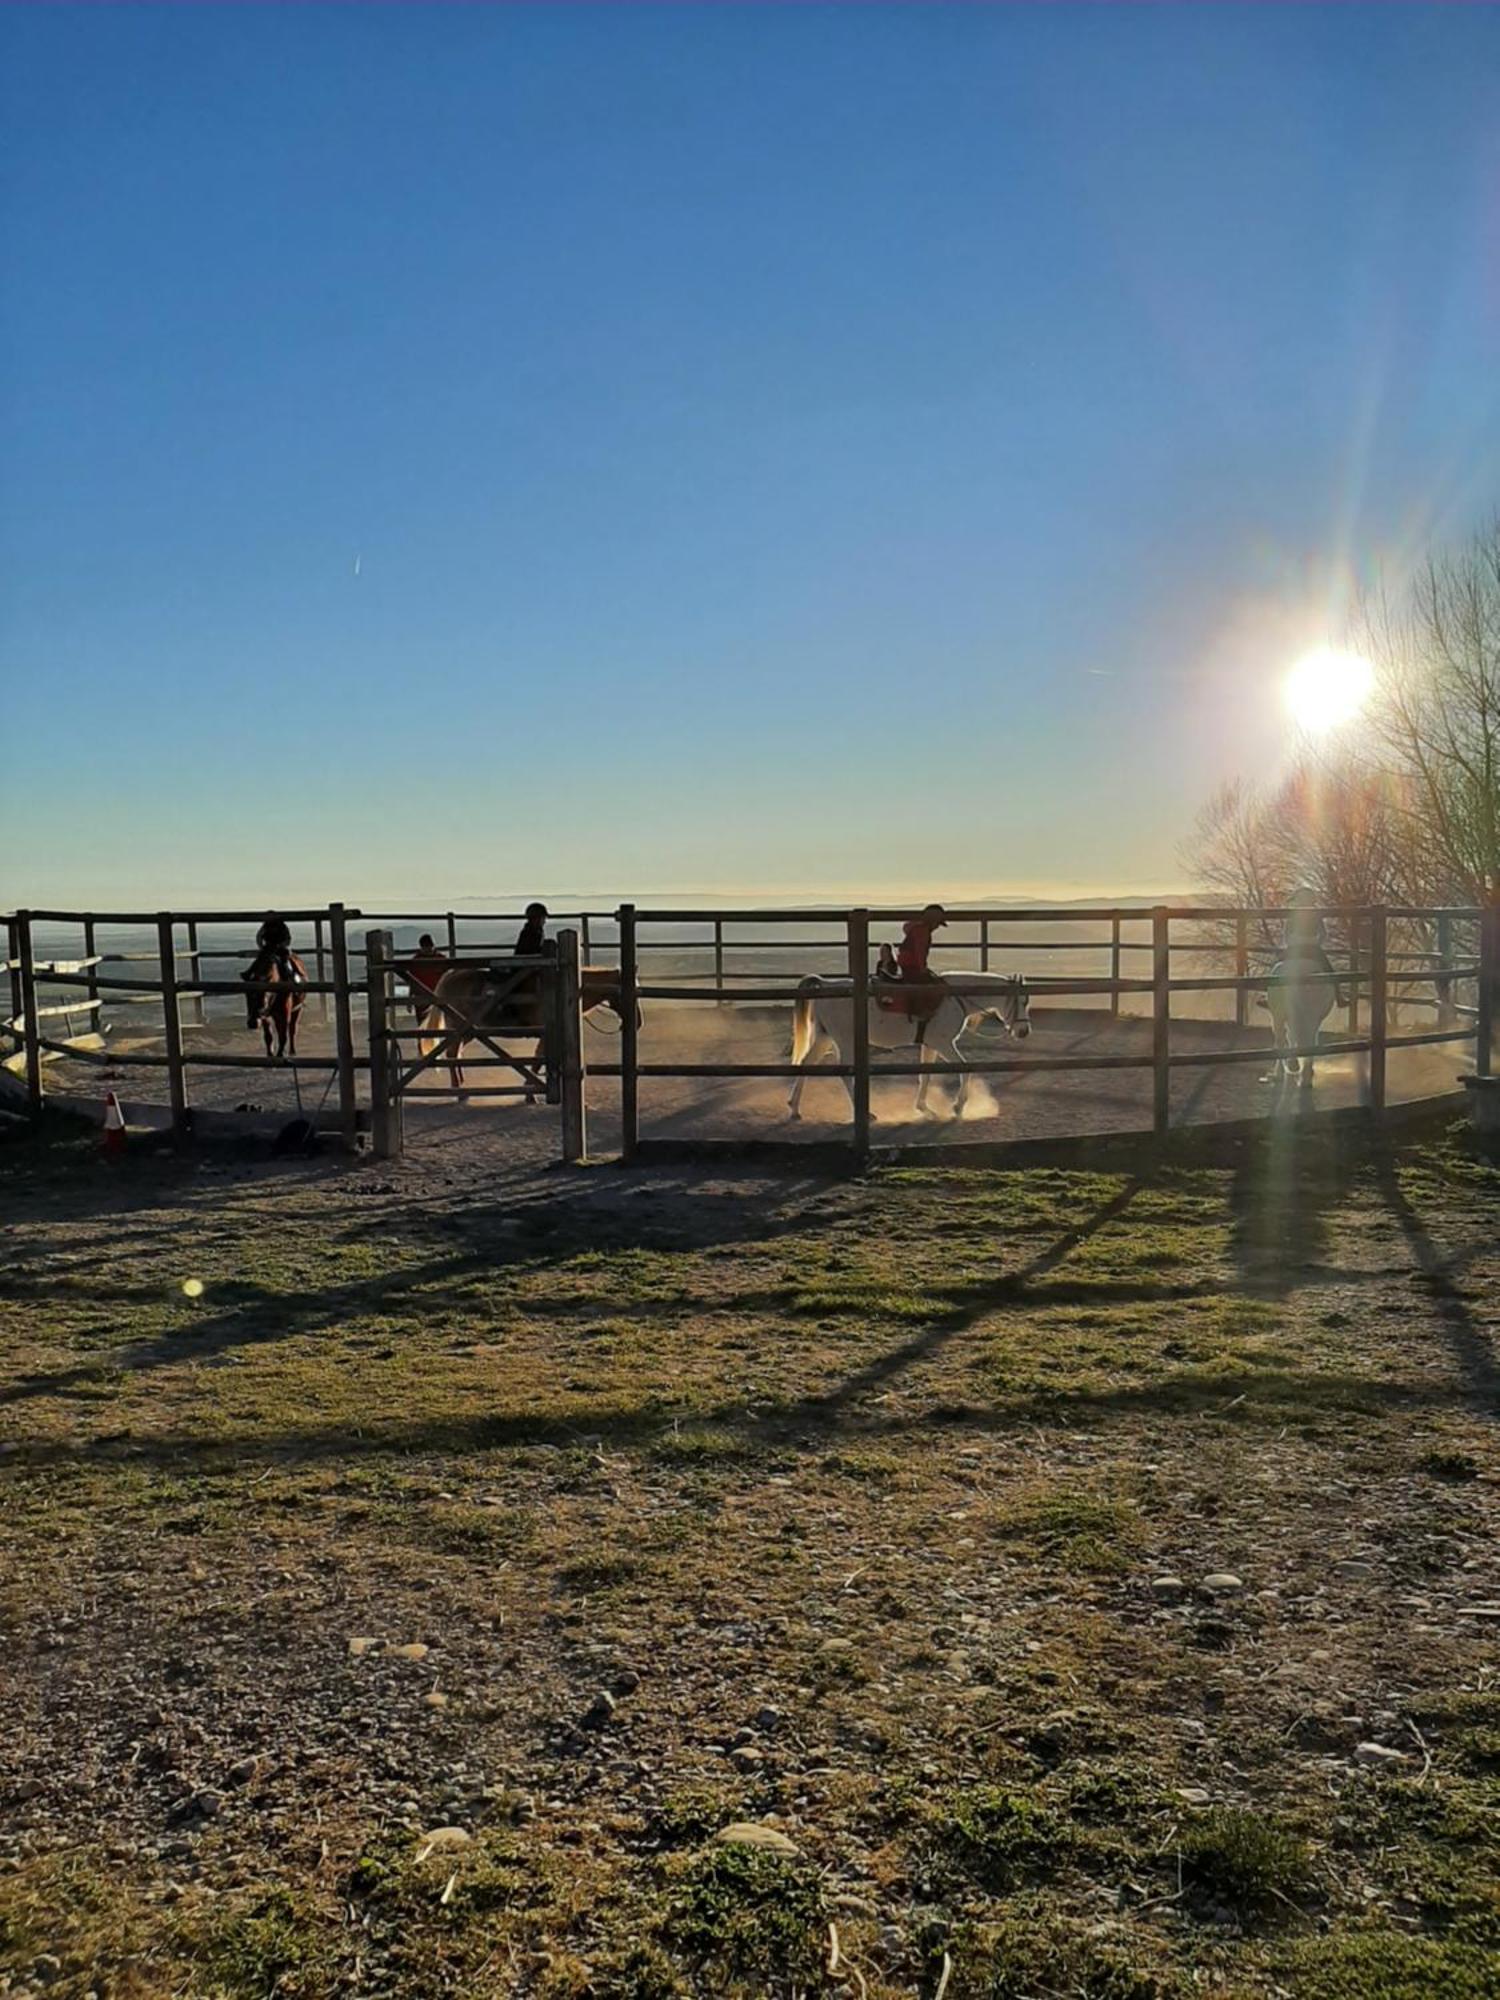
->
[525,901,548,921]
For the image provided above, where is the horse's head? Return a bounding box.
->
[583,968,642,1033]
[986,976,1031,1040]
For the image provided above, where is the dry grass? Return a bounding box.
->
[1,1117,1498,1996]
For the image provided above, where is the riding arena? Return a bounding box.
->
[5,899,1493,1166]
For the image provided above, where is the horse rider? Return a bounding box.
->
[1283,886,1335,977]
[243,912,301,1021]
[878,904,949,1015]
[898,903,949,981]
[514,902,550,957]
[404,933,448,1017]
[1282,884,1346,1007]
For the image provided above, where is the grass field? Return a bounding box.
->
[2,1117,1498,1997]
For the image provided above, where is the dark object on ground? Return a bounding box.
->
[272,1118,321,1157]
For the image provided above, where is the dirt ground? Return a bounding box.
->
[20,995,1475,1166]
[1,1109,1497,1997]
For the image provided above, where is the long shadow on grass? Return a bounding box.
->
[0,1174,852,1405]
[1371,1151,1499,1409]
[7,1360,1480,1476]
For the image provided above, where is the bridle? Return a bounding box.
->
[965,974,1029,1038]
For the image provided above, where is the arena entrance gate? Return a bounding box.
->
[363,929,586,1163]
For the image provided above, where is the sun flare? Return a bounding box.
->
[1283,647,1373,734]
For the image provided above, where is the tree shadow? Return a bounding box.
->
[1370,1149,1499,1408]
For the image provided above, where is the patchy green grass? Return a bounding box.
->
[2,1120,1499,1997]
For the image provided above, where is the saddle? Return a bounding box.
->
[875,974,948,1033]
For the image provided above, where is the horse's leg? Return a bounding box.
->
[915,1037,944,1120]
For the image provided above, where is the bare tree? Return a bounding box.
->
[1361,523,1500,904]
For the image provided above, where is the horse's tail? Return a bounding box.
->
[789,979,820,1063]
[418,1005,443,1061]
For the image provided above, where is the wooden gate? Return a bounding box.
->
[363,928,586,1163]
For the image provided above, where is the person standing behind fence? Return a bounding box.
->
[404,933,448,1017]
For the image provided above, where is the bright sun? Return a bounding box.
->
[1283,646,1374,734]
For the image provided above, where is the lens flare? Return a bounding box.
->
[1283,648,1373,734]
[181,1277,205,1299]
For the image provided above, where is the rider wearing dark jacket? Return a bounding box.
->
[254,914,297,981]
[514,902,549,957]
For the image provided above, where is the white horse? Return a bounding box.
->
[787,972,1032,1122]
[1261,957,1343,1086]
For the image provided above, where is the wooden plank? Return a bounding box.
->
[619,905,639,1161]
[1368,907,1388,1112]
[849,910,871,1169]
[1152,907,1170,1137]
[1233,914,1248,1028]
[157,914,189,1141]
[558,928,586,1163]
[328,903,359,1151]
[714,919,726,1006]
[1111,915,1123,1020]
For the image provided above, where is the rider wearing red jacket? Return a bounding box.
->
[896,904,949,981]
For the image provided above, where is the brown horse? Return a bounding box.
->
[418,964,634,1092]
[243,950,308,1059]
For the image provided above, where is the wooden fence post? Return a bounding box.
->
[157,914,189,1142]
[1436,912,1455,1028]
[714,919,726,1005]
[366,930,401,1161]
[328,903,359,1151]
[619,905,639,1162]
[445,911,458,960]
[580,911,592,965]
[1345,914,1361,1035]
[83,917,99,1013]
[557,928,587,1164]
[981,918,991,974]
[7,917,22,1057]
[313,915,329,1022]
[1233,914,1248,1029]
[1152,907,1170,1138]
[849,909,872,1169]
[1111,915,1123,1020]
[185,918,205,1026]
[1368,908,1388,1114]
[15,911,43,1120]
[1477,907,1495,1081]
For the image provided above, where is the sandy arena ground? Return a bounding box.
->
[14,990,1474,1167]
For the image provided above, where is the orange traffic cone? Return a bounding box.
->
[102,1091,127,1158]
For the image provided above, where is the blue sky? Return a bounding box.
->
[3,4,1497,910]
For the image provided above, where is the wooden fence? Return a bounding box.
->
[595,902,1494,1167]
[4,899,1494,1167]
[4,904,363,1148]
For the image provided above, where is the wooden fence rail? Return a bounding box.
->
[3,899,1493,1165]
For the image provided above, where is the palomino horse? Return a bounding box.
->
[1260,957,1344,1087]
[243,951,307,1059]
[419,963,636,1092]
[788,972,1032,1122]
